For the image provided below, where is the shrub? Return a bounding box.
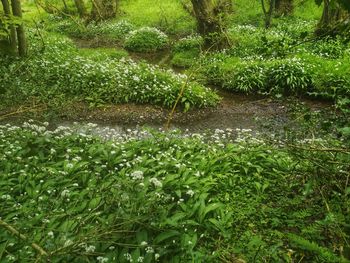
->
[124,27,169,52]
[226,63,267,93]
[303,55,350,99]
[197,55,313,95]
[267,58,313,95]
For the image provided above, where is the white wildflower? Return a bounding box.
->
[85,245,96,253]
[97,256,109,263]
[130,170,144,180]
[149,178,162,187]
[47,231,54,238]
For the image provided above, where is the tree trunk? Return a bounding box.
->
[275,0,293,16]
[261,0,276,28]
[190,0,229,49]
[90,0,117,21]
[316,0,349,36]
[1,0,17,52]
[74,0,87,18]
[10,0,26,56]
[62,0,69,12]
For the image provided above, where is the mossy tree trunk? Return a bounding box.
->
[1,0,17,52]
[275,0,294,16]
[74,0,87,18]
[316,0,350,36]
[190,0,230,49]
[90,0,117,21]
[10,0,26,56]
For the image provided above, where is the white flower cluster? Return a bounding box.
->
[129,170,144,180]
[124,27,169,52]
[149,177,162,188]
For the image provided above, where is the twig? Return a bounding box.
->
[0,104,46,120]
[164,43,217,130]
[0,219,49,258]
[286,144,350,154]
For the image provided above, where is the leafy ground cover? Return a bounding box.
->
[192,18,350,99]
[0,122,349,262]
[0,32,219,111]
[1,1,350,262]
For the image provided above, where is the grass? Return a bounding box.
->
[118,0,195,35]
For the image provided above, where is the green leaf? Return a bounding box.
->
[154,230,180,244]
[89,197,102,209]
[0,241,8,260]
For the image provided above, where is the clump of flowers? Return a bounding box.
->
[124,27,169,52]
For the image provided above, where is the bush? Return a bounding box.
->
[226,62,267,93]
[267,58,313,95]
[302,55,350,99]
[124,27,169,52]
[173,35,203,53]
[197,55,313,95]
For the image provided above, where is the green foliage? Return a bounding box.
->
[46,16,135,41]
[288,233,349,262]
[171,35,203,68]
[173,35,203,53]
[309,37,348,59]
[124,27,169,53]
[118,0,195,35]
[0,33,219,110]
[0,13,21,38]
[198,56,313,95]
[197,18,350,100]
[0,123,349,262]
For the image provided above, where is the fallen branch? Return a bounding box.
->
[0,104,46,120]
[0,219,49,258]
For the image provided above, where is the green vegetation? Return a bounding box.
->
[0,33,219,110]
[171,35,203,68]
[1,0,350,262]
[1,123,349,262]
[195,21,350,100]
[124,27,169,53]
[46,16,135,42]
[118,0,195,35]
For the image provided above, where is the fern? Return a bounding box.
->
[287,233,350,263]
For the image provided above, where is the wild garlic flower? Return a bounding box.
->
[149,178,162,187]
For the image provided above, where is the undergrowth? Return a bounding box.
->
[0,122,349,262]
[0,32,219,111]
